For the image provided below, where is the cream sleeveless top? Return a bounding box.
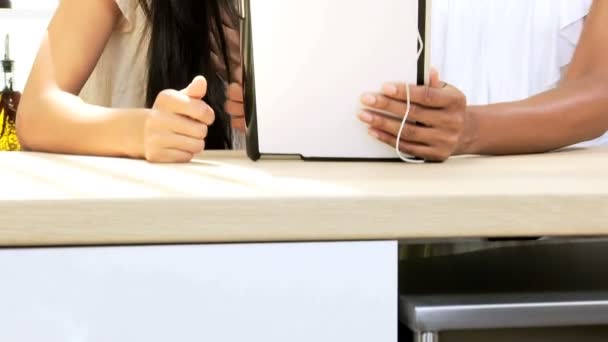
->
[79,0,245,149]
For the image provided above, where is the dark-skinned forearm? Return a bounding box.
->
[459,73,608,155]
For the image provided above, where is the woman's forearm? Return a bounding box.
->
[17,90,147,158]
[14,0,147,158]
[460,73,608,155]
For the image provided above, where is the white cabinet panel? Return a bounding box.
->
[0,241,397,342]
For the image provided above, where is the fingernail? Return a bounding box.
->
[368,128,380,139]
[383,84,398,96]
[358,111,373,123]
[362,94,377,105]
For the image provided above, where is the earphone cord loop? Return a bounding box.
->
[395,30,425,163]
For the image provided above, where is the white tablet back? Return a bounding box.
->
[242,0,431,159]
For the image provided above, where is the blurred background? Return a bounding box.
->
[0,0,58,90]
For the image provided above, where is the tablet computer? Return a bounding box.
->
[240,0,431,160]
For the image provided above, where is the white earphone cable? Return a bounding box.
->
[395,30,425,163]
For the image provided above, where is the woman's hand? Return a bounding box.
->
[224,82,245,132]
[358,71,468,162]
[144,76,215,163]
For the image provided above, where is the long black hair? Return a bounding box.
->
[138,0,236,149]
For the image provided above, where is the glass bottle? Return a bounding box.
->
[0,33,21,151]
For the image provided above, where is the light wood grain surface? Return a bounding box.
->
[0,148,607,246]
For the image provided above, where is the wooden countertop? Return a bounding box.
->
[1,148,607,246]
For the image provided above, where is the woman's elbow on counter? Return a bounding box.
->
[567,72,608,143]
[16,97,45,152]
[589,74,608,140]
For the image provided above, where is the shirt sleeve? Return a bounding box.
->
[115,0,141,32]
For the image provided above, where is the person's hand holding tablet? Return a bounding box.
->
[359,70,468,162]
